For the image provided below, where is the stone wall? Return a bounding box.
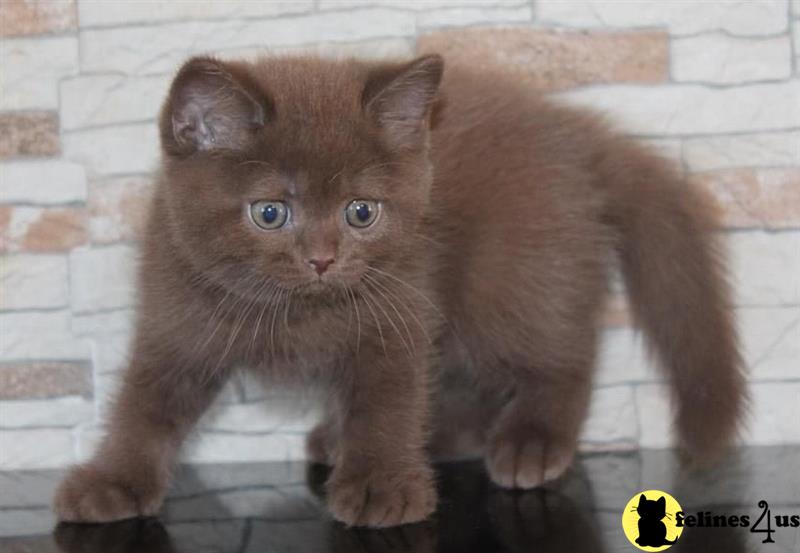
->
[1,0,798,469]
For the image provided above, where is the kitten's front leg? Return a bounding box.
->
[326,344,436,528]
[54,344,228,523]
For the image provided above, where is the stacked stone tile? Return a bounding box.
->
[1,0,798,469]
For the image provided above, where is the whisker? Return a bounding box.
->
[363,274,416,355]
[327,167,345,185]
[200,274,260,355]
[365,273,433,346]
[358,160,422,176]
[366,265,471,352]
[414,233,446,249]
[238,160,273,169]
[269,288,285,359]
[219,277,271,365]
[195,288,234,353]
[359,286,387,357]
[342,285,354,339]
[282,286,293,356]
[347,285,362,356]
[363,276,414,357]
[248,281,279,358]
[365,266,446,321]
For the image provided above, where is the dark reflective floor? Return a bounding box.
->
[1,447,798,552]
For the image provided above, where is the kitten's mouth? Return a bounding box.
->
[293,277,340,296]
[293,274,361,298]
[302,280,328,292]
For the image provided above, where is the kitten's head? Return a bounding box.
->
[157,54,443,298]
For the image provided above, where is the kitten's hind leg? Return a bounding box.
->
[485,366,593,489]
[305,414,340,466]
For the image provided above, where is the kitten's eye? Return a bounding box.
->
[249,201,289,230]
[345,200,379,228]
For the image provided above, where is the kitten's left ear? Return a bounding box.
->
[160,56,269,156]
[657,496,666,507]
[362,54,444,150]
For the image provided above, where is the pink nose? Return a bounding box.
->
[308,257,334,275]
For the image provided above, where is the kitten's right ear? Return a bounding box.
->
[160,57,269,156]
[362,54,444,151]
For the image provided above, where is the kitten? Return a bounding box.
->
[634,494,676,547]
[54,54,746,528]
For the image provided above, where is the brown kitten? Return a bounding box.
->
[54,53,746,528]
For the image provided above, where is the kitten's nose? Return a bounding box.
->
[308,257,335,275]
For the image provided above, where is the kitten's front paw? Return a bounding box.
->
[54,464,163,523]
[326,464,437,527]
[485,425,575,489]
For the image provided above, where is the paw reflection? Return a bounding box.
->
[49,459,752,553]
[54,518,175,553]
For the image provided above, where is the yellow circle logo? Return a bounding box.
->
[621,490,684,551]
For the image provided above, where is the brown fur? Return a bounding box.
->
[54,54,746,527]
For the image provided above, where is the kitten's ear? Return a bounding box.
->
[160,56,268,156]
[639,494,647,505]
[657,496,666,507]
[362,54,444,150]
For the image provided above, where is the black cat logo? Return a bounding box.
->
[622,490,683,551]
[634,494,677,547]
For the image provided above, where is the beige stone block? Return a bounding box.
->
[0,396,93,428]
[417,5,532,28]
[730,230,800,305]
[0,112,60,159]
[63,123,159,176]
[60,74,171,130]
[0,35,78,110]
[537,0,789,36]
[739,306,800,380]
[558,81,800,136]
[0,253,69,309]
[89,175,154,244]
[69,245,137,312]
[634,383,672,448]
[77,0,312,27]
[0,428,75,469]
[0,0,76,37]
[595,328,652,386]
[744,382,800,444]
[0,362,91,399]
[0,206,87,253]
[80,10,416,75]
[672,34,792,84]
[0,160,87,204]
[183,431,307,463]
[695,168,800,229]
[581,385,638,446]
[683,131,800,172]
[0,310,90,361]
[419,28,668,92]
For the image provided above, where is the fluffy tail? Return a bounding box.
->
[598,139,747,462]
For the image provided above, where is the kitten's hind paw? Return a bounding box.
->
[54,464,163,523]
[305,421,337,466]
[485,426,575,489]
